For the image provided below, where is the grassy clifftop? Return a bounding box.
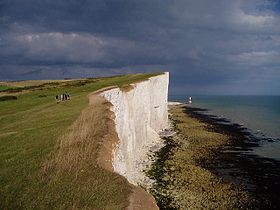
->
[0,73,162,209]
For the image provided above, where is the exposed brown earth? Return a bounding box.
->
[88,92,118,171]
[127,187,159,210]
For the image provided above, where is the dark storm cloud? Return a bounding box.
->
[0,0,280,94]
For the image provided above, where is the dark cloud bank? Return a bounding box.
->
[0,0,280,94]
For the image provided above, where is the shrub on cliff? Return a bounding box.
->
[0,95,17,101]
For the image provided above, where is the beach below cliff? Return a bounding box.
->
[148,104,280,209]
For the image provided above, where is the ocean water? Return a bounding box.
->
[169,95,280,160]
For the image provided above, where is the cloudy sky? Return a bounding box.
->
[0,0,280,95]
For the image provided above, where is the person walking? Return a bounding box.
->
[55,95,59,103]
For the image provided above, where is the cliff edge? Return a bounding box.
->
[100,72,169,186]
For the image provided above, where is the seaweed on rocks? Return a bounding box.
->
[147,136,178,210]
[148,105,280,209]
[185,106,280,209]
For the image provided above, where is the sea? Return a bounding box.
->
[169,95,280,161]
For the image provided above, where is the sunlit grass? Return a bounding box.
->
[0,72,162,209]
[0,85,15,91]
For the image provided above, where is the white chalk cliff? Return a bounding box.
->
[101,72,169,185]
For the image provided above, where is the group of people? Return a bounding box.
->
[55,93,70,103]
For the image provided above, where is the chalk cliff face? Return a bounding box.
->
[101,72,169,184]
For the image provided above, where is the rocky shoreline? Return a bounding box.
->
[147,104,280,209]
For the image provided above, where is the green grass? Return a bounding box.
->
[0,72,162,209]
[0,85,16,91]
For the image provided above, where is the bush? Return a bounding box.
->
[0,95,17,101]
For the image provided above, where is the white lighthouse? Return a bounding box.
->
[188,96,192,104]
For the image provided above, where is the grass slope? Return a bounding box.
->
[0,73,161,209]
[0,85,16,91]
